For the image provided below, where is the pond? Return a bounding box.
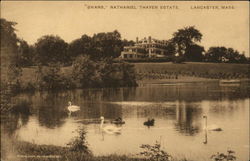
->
[1,82,249,160]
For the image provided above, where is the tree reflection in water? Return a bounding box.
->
[1,100,31,136]
[174,102,202,135]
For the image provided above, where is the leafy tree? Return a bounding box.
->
[0,18,18,49]
[205,47,247,63]
[17,39,35,66]
[172,26,202,56]
[1,18,19,78]
[35,35,68,65]
[205,47,227,63]
[92,30,122,59]
[68,35,93,61]
[68,31,124,61]
[164,40,176,56]
[116,62,137,87]
[184,44,204,62]
[122,39,135,47]
[36,64,73,90]
[72,56,137,88]
[0,18,21,112]
[72,56,101,88]
[0,18,22,86]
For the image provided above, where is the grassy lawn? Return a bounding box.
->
[19,62,249,85]
[133,62,249,81]
[133,62,249,75]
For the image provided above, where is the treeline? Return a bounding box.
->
[15,25,249,66]
[17,31,134,67]
[15,25,249,67]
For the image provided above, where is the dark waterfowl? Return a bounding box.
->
[144,118,155,127]
[111,117,125,125]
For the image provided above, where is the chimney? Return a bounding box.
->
[136,37,139,43]
[148,36,152,43]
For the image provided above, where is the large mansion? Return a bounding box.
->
[120,36,170,59]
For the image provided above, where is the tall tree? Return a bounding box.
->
[92,30,122,59]
[0,18,21,112]
[1,18,19,75]
[0,18,21,84]
[35,35,68,65]
[164,40,176,56]
[184,44,204,62]
[68,35,93,60]
[17,39,34,66]
[172,26,202,56]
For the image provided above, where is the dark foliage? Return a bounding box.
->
[139,141,172,161]
[184,44,204,62]
[204,47,248,63]
[72,56,137,88]
[36,64,75,91]
[35,35,69,65]
[67,128,91,154]
[17,39,36,67]
[171,26,202,56]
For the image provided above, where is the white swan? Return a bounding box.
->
[203,116,222,131]
[67,101,80,115]
[100,116,122,134]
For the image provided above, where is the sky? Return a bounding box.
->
[1,1,249,56]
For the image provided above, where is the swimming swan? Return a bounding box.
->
[203,116,222,131]
[100,116,122,134]
[67,101,80,115]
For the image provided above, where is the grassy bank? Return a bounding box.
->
[134,62,249,81]
[21,62,249,83]
[2,140,191,161]
[16,62,249,92]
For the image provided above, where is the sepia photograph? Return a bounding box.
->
[1,1,249,161]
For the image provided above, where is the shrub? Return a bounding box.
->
[72,56,101,88]
[67,128,91,154]
[139,141,172,161]
[211,150,236,161]
[72,56,137,88]
[36,64,74,90]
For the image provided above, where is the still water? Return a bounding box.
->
[1,82,249,160]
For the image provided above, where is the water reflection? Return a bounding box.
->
[1,82,249,161]
[1,101,31,136]
[174,102,202,135]
[38,106,67,128]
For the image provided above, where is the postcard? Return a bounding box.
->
[1,1,249,161]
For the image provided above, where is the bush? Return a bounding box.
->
[211,150,236,161]
[36,64,75,90]
[139,141,172,161]
[67,128,91,154]
[72,56,137,88]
